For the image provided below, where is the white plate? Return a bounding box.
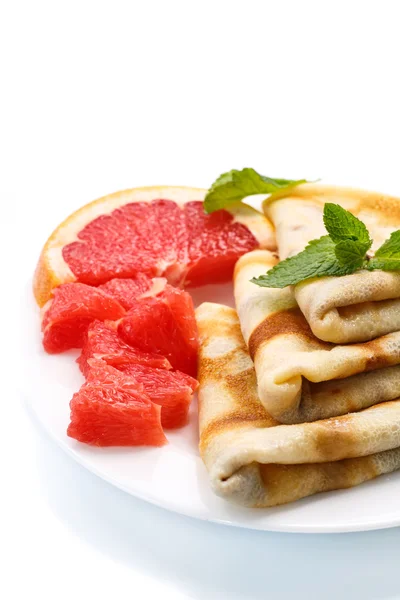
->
[22,281,400,534]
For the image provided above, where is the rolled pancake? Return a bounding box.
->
[263,184,400,343]
[197,302,400,507]
[234,250,400,423]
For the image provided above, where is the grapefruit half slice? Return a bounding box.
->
[33,186,275,306]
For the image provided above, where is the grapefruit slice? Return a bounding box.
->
[120,364,198,429]
[42,283,126,353]
[98,274,167,310]
[118,285,198,376]
[33,186,275,306]
[67,359,167,447]
[77,320,171,376]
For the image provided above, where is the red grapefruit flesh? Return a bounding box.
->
[120,363,198,429]
[77,320,171,376]
[42,283,126,353]
[98,274,166,310]
[34,186,275,307]
[67,360,167,447]
[61,200,259,288]
[184,201,260,286]
[63,200,188,286]
[118,285,198,376]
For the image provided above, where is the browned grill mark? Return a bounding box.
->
[200,412,273,453]
[197,341,250,384]
[197,352,237,383]
[199,362,276,451]
[198,319,241,343]
[354,337,397,372]
[259,455,379,505]
[225,368,269,414]
[312,415,358,462]
[248,308,331,361]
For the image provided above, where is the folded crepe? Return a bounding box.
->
[263,184,400,343]
[234,250,400,423]
[197,302,400,507]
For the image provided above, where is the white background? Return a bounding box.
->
[3,1,400,598]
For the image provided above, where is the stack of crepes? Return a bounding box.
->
[197,184,400,507]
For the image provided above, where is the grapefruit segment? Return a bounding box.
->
[67,360,167,447]
[42,283,126,353]
[33,186,275,306]
[77,320,171,376]
[62,199,188,286]
[183,201,262,286]
[118,285,198,376]
[120,364,198,428]
[98,274,167,310]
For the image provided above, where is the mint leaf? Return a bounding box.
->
[250,198,400,288]
[323,203,372,247]
[203,168,309,213]
[252,236,357,289]
[334,239,370,270]
[368,231,400,271]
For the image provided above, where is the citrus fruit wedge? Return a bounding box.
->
[99,274,166,310]
[41,283,126,353]
[77,320,171,376]
[120,364,198,429]
[67,359,167,447]
[33,186,275,306]
[118,284,198,376]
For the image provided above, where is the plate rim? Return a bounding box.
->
[22,387,400,534]
[23,281,400,535]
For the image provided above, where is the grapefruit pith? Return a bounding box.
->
[67,359,167,447]
[33,186,275,306]
[118,285,198,376]
[77,320,171,376]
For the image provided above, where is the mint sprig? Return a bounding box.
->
[252,203,400,288]
[251,236,356,288]
[323,202,371,246]
[367,231,400,271]
[334,239,369,270]
[203,168,309,213]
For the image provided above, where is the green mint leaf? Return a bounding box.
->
[323,203,372,247]
[203,168,309,213]
[252,236,358,289]
[368,231,400,271]
[322,203,371,270]
[374,230,400,258]
[334,239,370,270]
[324,202,372,248]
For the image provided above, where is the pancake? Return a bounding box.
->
[263,184,400,343]
[234,250,400,423]
[197,302,400,507]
